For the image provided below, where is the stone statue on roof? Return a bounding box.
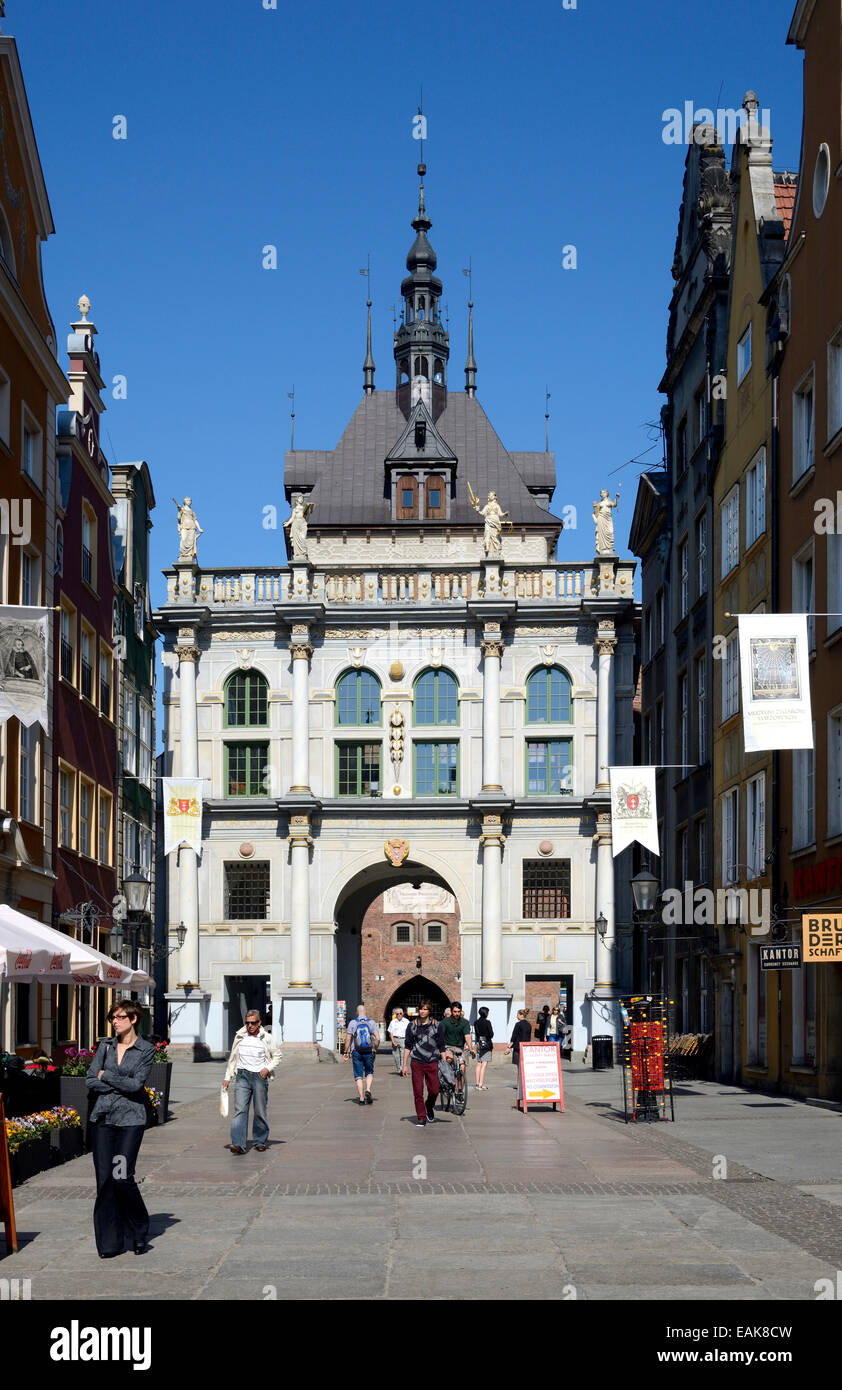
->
[173,496,203,561]
[286,493,314,559]
[468,483,508,558]
[593,488,620,556]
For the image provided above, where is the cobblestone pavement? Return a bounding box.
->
[4,1056,841,1300]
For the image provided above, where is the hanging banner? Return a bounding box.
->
[609,766,659,858]
[163,778,203,855]
[0,605,49,732]
[738,613,813,752]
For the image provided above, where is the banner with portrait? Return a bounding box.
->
[162,778,203,855]
[738,613,813,752]
[609,766,659,857]
[0,606,49,733]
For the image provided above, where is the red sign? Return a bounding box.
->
[793,855,842,901]
[626,794,639,812]
[178,799,191,814]
[629,1020,665,1090]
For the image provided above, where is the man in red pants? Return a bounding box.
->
[402,1000,445,1127]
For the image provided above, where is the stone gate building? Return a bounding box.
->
[154,168,638,1057]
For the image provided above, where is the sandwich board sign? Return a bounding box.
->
[517,1042,564,1113]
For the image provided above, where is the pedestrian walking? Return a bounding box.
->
[473,1005,494,1089]
[545,1005,561,1045]
[388,1007,409,1074]
[536,1004,550,1040]
[222,1009,282,1152]
[505,1009,532,1077]
[344,1004,380,1105]
[402,999,444,1126]
[86,999,156,1258]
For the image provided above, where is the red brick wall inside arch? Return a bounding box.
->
[359,890,461,1027]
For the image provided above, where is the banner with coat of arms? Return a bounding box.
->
[0,605,49,733]
[609,767,659,858]
[162,778,203,856]
[738,612,813,753]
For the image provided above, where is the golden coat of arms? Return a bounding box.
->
[167,795,200,817]
[384,838,409,867]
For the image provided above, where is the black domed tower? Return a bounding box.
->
[394,162,450,419]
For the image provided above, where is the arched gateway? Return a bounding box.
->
[333,860,461,1047]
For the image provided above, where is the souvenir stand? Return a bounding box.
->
[619,995,675,1123]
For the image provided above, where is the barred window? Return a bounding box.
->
[522,859,571,919]
[424,921,444,944]
[225,862,270,920]
[392,921,412,944]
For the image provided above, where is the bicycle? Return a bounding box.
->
[438,1048,469,1115]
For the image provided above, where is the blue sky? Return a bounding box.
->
[12,0,803,581]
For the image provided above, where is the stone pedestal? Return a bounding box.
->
[280,988,320,1053]
[165,989,211,1060]
[472,988,512,1059]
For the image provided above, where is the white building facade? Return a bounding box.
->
[154,173,638,1057]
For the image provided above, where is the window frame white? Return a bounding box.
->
[720,485,739,578]
[745,448,766,548]
[746,772,766,879]
[793,367,815,482]
[737,324,752,385]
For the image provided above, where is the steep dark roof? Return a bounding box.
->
[284,390,561,528]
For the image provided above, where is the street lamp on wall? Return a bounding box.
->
[631,869,660,994]
[595,912,608,939]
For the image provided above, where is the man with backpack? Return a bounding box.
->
[344,1004,380,1105]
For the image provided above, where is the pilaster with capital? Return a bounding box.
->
[595,621,616,792]
[287,812,314,988]
[288,623,313,793]
[480,813,506,988]
[479,623,504,793]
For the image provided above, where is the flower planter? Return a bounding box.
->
[10,1136,52,1187]
[148,1061,172,1121]
[58,1077,93,1147]
[50,1126,83,1162]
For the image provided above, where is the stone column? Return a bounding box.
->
[595,622,616,791]
[281,811,319,1047]
[166,625,211,1059]
[480,813,505,988]
[289,625,313,793]
[591,810,619,1047]
[480,625,504,792]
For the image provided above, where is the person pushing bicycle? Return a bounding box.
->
[438,1001,476,1075]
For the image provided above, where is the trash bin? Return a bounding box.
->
[591,1035,614,1070]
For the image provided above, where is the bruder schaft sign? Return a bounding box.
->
[801,913,842,963]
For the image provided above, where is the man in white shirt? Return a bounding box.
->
[388,1008,409,1074]
[223,1011,282,1153]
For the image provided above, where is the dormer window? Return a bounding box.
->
[397,475,418,519]
[425,477,445,518]
[415,420,426,450]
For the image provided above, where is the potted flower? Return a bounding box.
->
[6,1110,53,1185]
[144,1085,165,1127]
[58,1048,95,1147]
[148,1039,172,1121]
[49,1105,83,1162]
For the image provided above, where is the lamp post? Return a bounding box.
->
[631,869,659,994]
[122,870,151,988]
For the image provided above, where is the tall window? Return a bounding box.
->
[696,513,708,595]
[80,626,93,702]
[100,647,113,718]
[678,540,689,618]
[828,534,842,637]
[793,371,815,481]
[676,419,687,474]
[59,767,74,847]
[722,632,739,720]
[21,413,42,489]
[98,791,112,864]
[792,963,817,1067]
[81,505,94,588]
[828,328,842,438]
[522,859,571,919]
[397,475,418,519]
[656,590,665,648]
[793,743,815,850]
[655,700,664,764]
[414,741,458,796]
[722,787,739,884]
[225,742,269,797]
[721,486,739,577]
[123,686,137,775]
[21,549,35,605]
[677,826,689,883]
[79,778,93,856]
[526,667,572,723]
[225,670,268,726]
[747,944,768,1066]
[335,670,381,726]
[414,669,458,725]
[224,862,270,920]
[644,607,652,663]
[828,708,842,838]
[19,724,34,822]
[526,739,572,795]
[745,450,766,547]
[695,655,707,762]
[139,701,153,786]
[60,603,74,683]
[425,476,445,518]
[336,742,380,796]
[679,671,688,767]
[696,815,708,883]
[747,774,766,879]
[737,324,752,384]
[793,547,815,653]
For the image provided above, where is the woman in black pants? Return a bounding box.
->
[505,1009,533,1081]
[86,998,155,1258]
[473,1006,494,1089]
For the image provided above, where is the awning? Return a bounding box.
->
[0,905,153,989]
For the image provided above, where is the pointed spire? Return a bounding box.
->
[363,299,375,395]
[465,301,477,396]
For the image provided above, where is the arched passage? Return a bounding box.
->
[333,858,462,1041]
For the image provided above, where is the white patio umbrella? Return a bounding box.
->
[0,904,153,989]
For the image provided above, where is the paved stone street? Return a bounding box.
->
[5,1056,842,1300]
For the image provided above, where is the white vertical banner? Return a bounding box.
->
[0,605,49,732]
[738,613,813,752]
[162,778,203,855]
[609,766,659,858]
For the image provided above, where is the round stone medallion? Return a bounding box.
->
[538,840,554,856]
[239,842,255,858]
